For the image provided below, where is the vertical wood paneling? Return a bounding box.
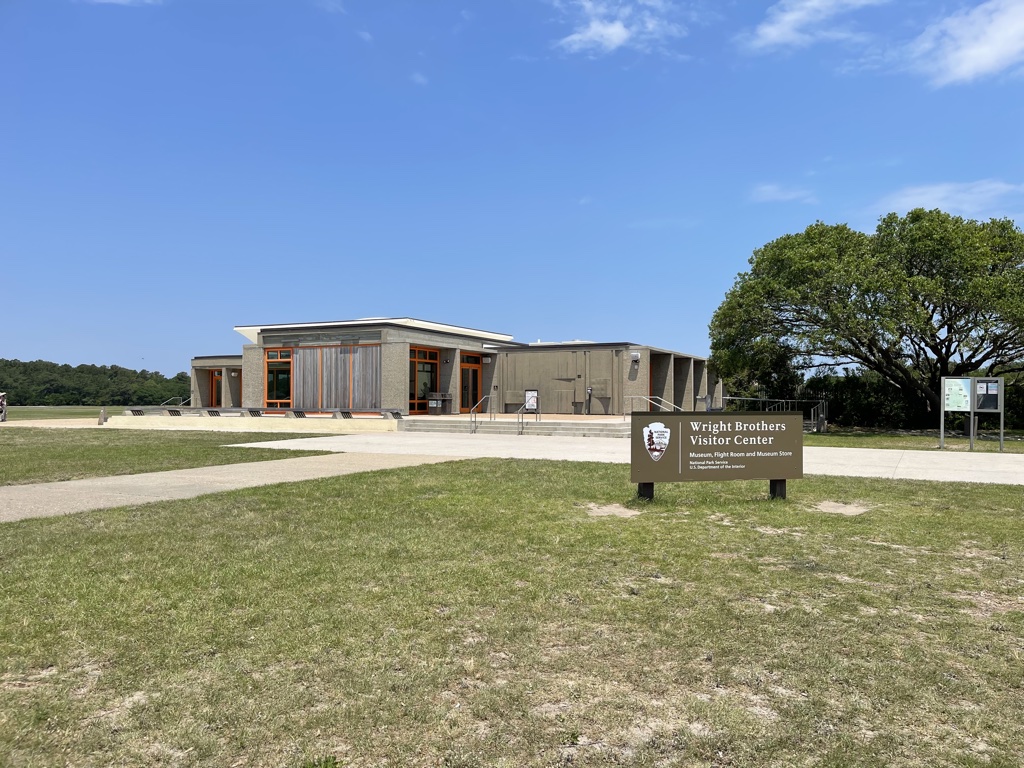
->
[351,346,381,409]
[322,348,344,409]
[291,344,381,411]
[293,348,320,409]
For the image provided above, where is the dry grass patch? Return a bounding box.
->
[2,462,1023,766]
[582,502,642,518]
[815,500,871,516]
[0,427,328,486]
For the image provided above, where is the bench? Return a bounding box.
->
[126,407,404,419]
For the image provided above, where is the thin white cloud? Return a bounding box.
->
[357,30,373,43]
[742,0,889,52]
[554,0,689,55]
[874,180,1024,218]
[751,183,818,204]
[315,0,346,14]
[411,72,429,86]
[906,0,1024,86]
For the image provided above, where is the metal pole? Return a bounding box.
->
[770,479,786,500]
[638,483,654,501]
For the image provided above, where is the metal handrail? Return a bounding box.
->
[160,396,192,407]
[516,398,541,435]
[623,395,685,420]
[721,396,827,430]
[809,401,828,432]
[469,396,492,434]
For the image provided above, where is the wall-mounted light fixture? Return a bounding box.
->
[230,371,239,378]
[482,356,492,364]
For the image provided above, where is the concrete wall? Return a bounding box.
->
[241,345,263,408]
[584,349,618,415]
[439,347,458,411]
[380,341,408,413]
[224,370,241,407]
[480,354,499,414]
[191,371,208,409]
[673,357,694,410]
[650,353,674,411]
[499,349,578,414]
[622,348,650,413]
[106,414,399,434]
[493,345,662,415]
[693,360,709,411]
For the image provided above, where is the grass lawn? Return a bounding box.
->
[1,459,1022,767]
[3,406,114,421]
[0,429,327,486]
[806,429,1024,453]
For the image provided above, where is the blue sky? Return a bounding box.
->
[3,0,1023,376]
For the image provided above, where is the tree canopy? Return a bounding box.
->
[709,208,1024,416]
[0,359,190,406]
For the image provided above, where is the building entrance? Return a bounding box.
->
[460,355,483,413]
[409,347,439,415]
[210,369,223,407]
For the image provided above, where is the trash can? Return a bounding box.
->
[427,393,451,415]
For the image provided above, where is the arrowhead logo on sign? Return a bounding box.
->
[643,422,671,461]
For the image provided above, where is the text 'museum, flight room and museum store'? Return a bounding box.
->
[190,317,716,416]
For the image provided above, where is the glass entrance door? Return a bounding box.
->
[460,355,482,413]
[409,347,439,414]
[210,369,223,408]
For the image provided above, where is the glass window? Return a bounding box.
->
[265,349,293,407]
[409,347,440,413]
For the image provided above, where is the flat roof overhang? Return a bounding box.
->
[234,317,518,346]
[191,355,244,367]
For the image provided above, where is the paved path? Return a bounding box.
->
[0,453,457,524]
[2,430,1021,523]
[236,432,1024,486]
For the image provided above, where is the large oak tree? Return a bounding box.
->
[709,208,1024,415]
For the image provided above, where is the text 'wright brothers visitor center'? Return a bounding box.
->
[189,317,718,417]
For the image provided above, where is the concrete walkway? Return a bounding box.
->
[2,429,1022,524]
[0,453,456,524]
[235,432,1024,486]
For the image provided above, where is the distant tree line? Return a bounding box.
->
[802,371,1023,430]
[0,359,190,406]
[725,368,1024,431]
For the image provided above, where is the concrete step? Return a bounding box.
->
[399,419,630,438]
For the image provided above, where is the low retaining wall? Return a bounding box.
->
[104,415,399,434]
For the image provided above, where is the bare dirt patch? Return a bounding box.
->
[953,591,1024,618]
[585,503,642,518]
[0,666,57,692]
[816,501,871,516]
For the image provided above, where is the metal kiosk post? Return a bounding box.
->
[972,378,1005,452]
[941,377,1004,452]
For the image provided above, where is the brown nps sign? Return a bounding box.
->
[631,412,804,483]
